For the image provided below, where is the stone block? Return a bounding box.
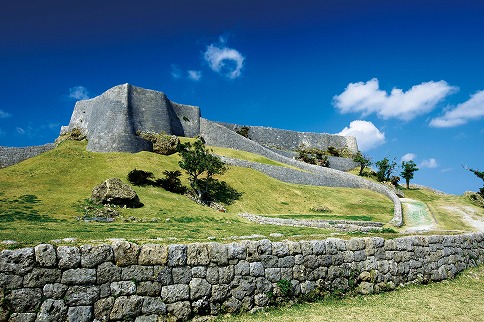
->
[43,283,68,299]
[34,244,57,267]
[161,284,190,303]
[249,262,264,277]
[166,301,192,321]
[235,260,250,276]
[167,244,187,266]
[94,297,114,321]
[142,296,166,315]
[227,242,247,260]
[97,261,122,284]
[139,244,168,265]
[154,266,172,286]
[208,242,228,265]
[7,313,36,322]
[0,273,23,289]
[136,281,161,296]
[189,278,211,300]
[218,265,234,284]
[172,266,192,284]
[121,265,154,282]
[57,246,80,269]
[61,268,96,285]
[23,268,61,287]
[110,281,136,296]
[80,244,113,268]
[187,243,210,266]
[272,242,289,257]
[110,295,144,320]
[211,284,230,302]
[6,288,42,312]
[112,241,140,266]
[65,285,100,306]
[265,268,281,282]
[191,266,207,278]
[0,248,35,275]
[311,240,326,255]
[67,306,93,322]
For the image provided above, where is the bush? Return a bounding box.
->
[127,169,154,186]
[327,146,340,157]
[296,148,329,167]
[157,170,187,194]
[137,131,180,155]
[55,127,87,145]
[235,126,250,138]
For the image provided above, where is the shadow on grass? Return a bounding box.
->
[0,194,61,223]
[205,180,243,205]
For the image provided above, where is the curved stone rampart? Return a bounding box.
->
[0,144,55,168]
[1,234,482,321]
[201,119,402,226]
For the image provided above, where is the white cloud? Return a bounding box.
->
[204,44,245,79]
[401,153,417,162]
[430,90,484,127]
[337,120,385,152]
[171,64,182,79]
[16,127,25,135]
[0,110,11,118]
[187,70,202,81]
[333,78,457,121]
[69,86,90,100]
[420,158,438,169]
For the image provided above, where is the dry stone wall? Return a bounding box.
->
[0,144,55,168]
[1,233,483,321]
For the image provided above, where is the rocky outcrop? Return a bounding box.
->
[91,178,142,208]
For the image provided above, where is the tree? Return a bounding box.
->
[463,165,484,197]
[177,139,227,201]
[353,152,372,176]
[375,157,397,182]
[400,160,419,189]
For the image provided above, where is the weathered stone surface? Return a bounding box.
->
[189,278,211,300]
[23,268,61,287]
[43,283,68,299]
[167,301,192,321]
[61,268,96,285]
[8,313,37,322]
[265,268,281,282]
[36,299,67,322]
[357,281,374,295]
[57,246,80,269]
[223,297,241,313]
[97,261,122,284]
[94,297,114,321]
[191,266,207,278]
[172,266,192,284]
[110,296,144,320]
[7,288,42,312]
[91,177,142,207]
[211,284,230,302]
[161,284,190,303]
[227,242,247,260]
[208,243,228,265]
[134,315,159,322]
[254,293,269,307]
[187,243,209,266]
[219,266,234,284]
[34,244,57,267]
[65,286,100,306]
[168,244,187,267]
[111,281,137,296]
[0,272,23,289]
[154,266,172,286]
[250,262,264,277]
[121,265,153,282]
[0,248,35,275]
[206,267,219,284]
[136,281,161,296]
[112,241,140,266]
[80,244,113,268]
[142,296,166,315]
[235,260,250,276]
[67,306,93,322]
[139,244,168,265]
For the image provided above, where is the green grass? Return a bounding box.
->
[217,264,484,322]
[0,141,396,247]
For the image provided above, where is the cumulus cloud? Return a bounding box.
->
[430,90,484,127]
[69,86,90,100]
[337,120,385,151]
[0,110,11,118]
[333,78,457,121]
[187,70,202,81]
[420,158,438,169]
[170,64,182,79]
[401,153,417,162]
[204,43,245,79]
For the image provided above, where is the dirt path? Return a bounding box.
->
[442,205,484,232]
[400,198,436,233]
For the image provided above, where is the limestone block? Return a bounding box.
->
[112,241,140,266]
[265,268,281,282]
[211,284,230,302]
[357,282,374,295]
[161,284,190,303]
[134,314,159,322]
[308,267,327,281]
[110,295,144,320]
[67,306,93,322]
[43,283,68,300]
[94,297,114,321]
[110,281,136,296]
[121,265,154,282]
[172,266,192,284]
[136,281,161,296]
[227,242,247,260]
[6,288,42,312]
[189,278,211,300]
[167,244,187,267]
[57,246,81,269]
[154,266,172,286]
[208,243,228,265]
[347,238,366,251]
[99,283,111,298]
[206,266,219,284]
[231,277,256,300]
[7,313,36,322]
[300,241,313,256]
[166,301,192,321]
[23,268,61,287]
[191,296,210,315]
[254,293,269,307]
[272,242,289,257]
[292,265,306,281]
[0,248,35,275]
[142,296,166,315]
[34,244,57,267]
[65,285,100,306]
[249,262,264,277]
[304,255,319,269]
[0,273,23,289]
[97,262,122,284]
[218,266,234,284]
[80,244,113,268]
[255,277,272,294]
[223,297,242,313]
[62,268,96,285]
[311,240,326,255]
[139,244,168,266]
[187,243,210,266]
[191,266,207,278]
[235,260,250,276]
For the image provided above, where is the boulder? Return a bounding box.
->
[91,178,142,208]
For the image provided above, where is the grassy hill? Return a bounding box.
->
[0,140,481,248]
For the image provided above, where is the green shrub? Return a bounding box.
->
[327,146,340,157]
[156,170,187,194]
[136,131,180,155]
[235,126,250,138]
[127,169,154,186]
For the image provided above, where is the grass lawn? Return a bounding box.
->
[217,264,484,322]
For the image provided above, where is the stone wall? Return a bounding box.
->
[0,144,55,168]
[1,234,483,321]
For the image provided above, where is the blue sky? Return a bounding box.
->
[1,0,483,195]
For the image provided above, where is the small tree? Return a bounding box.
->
[177,139,226,201]
[463,165,484,197]
[375,157,397,182]
[400,160,419,189]
[353,152,372,176]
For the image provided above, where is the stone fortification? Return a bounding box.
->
[60,84,200,152]
[1,234,482,321]
[0,144,55,168]
[216,121,359,155]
